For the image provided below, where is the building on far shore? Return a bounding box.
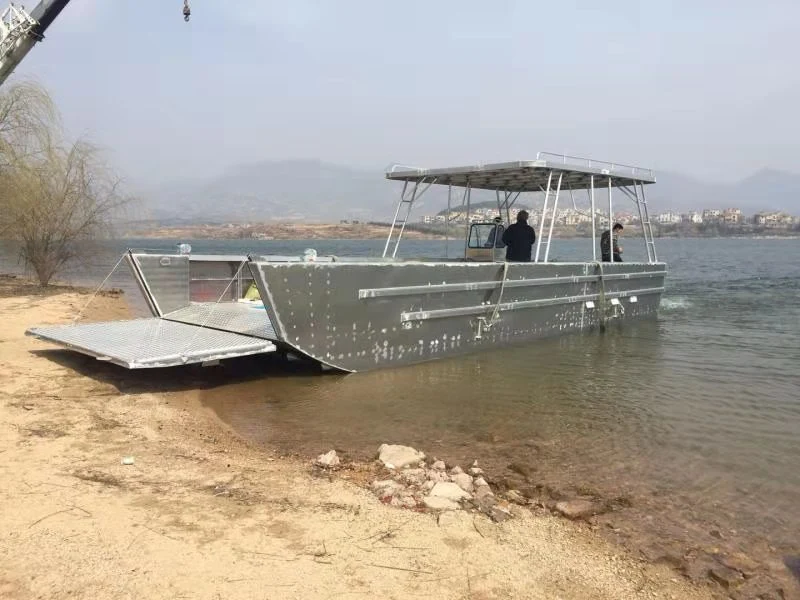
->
[656,211,682,224]
[415,206,797,231]
[753,212,796,228]
[723,208,742,224]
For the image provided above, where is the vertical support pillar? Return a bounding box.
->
[462,183,472,259]
[534,171,554,262]
[446,183,451,258]
[392,180,420,258]
[640,181,658,262]
[607,177,614,262]
[544,172,563,263]
[383,181,408,258]
[632,180,651,262]
[590,175,596,261]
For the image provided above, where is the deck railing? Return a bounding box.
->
[536,152,654,181]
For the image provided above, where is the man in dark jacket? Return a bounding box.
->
[601,222,624,262]
[501,210,536,261]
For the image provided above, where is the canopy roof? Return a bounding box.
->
[385,155,656,192]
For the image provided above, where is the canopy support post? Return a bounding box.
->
[445,183,451,258]
[534,171,554,262]
[382,177,437,258]
[608,177,614,262]
[462,182,472,259]
[543,172,563,263]
[639,181,658,262]
[495,189,519,224]
[590,175,596,261]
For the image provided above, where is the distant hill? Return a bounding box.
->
[141,160,429,223]
[650,169,800,214]
[137,160,800,224]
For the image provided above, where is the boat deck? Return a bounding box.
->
[164,302,276,340]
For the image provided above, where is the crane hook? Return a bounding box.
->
[183,0,191,22]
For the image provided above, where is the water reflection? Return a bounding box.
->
[201,315,800,566]
[203,321,666,463]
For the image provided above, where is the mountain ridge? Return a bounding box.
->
[136,159,800,223]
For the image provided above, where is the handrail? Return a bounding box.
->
[385,163,426,174]
[536,151,654,180]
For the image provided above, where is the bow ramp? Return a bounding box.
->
[26,251,280,369]
[28,317,277,369]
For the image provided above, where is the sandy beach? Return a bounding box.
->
[0,276,719,600]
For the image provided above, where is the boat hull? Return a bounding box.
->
[252,260,666,372]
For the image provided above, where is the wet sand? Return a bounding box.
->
[0,275,719,600]
[201,366,800,600]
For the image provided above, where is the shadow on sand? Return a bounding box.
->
[31,348,337,394]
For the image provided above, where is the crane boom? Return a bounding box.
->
[0,0,71,87]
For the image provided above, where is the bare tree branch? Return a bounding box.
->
[0,82,131,286]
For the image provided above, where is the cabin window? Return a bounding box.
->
[468,223,505,249]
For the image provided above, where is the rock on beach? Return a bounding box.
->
[428,481,471,502]
[450,472,474,493]
[314,449,340,468]
[377,444,425,469]
[554,499,601,521]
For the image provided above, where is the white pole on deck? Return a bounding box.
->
[446,184,451,258]
[463,183,472,259]
[640,181,658,263]
[383,181,408,258]
[544,172,563,263]
[608,177,614,262]
[632,180,650,262]
[534,171,553,262]
[590,175,596,261]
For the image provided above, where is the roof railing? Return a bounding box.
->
[536,151,654,181]
[386,163,427,175]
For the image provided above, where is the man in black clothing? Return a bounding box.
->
[501,210,536,261]
[601,222,624,262]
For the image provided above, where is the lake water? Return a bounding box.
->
[2,236,799,595]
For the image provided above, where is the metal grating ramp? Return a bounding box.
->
[26,318,277,369]
[164,303,277,339]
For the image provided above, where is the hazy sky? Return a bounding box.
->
[13,0,800,186]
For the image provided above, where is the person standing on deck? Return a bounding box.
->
[485,217,505,248]
[501,210,536,261]
[601,223,624,262]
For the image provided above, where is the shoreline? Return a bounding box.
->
[0,277,791,599]
[116,221,800,241]
[0,278,714,599]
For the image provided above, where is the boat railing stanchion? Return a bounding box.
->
[590,175,596,261]
[608,177,613,262]
[639,181,658,262]
[543,172,563,263]
[534,171,554,262]
[632,180,653,263]
[382,180,408,257]
[462,181,472,259]
[383,176,438,258]
[391,180,419,258]
[446,183,451,258]
[617,181,658,264]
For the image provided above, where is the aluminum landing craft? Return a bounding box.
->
[26,153,667,373]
